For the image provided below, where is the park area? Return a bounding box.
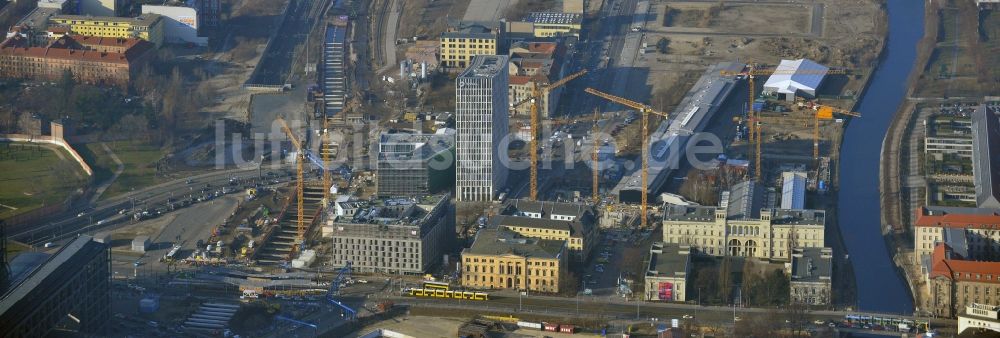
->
[0,142,88,219]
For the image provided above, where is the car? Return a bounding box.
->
[814,320,826,325]
[735,316,743,322]
[683,315,694,319]
[595,266,605,273]
[43,242,55,248]
[583,288,593,295]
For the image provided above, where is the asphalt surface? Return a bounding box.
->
[247,0,324,86]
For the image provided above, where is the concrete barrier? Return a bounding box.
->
[0,134,93,176]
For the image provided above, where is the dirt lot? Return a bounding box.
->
[914,0,1000,98]
[346,315,594,338]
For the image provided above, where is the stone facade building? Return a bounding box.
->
[925,243,1000,318]
[493,199,598,262]
[461,228,567,293]
[0,35,152,88]
[644,243,690,302]
[789,247,832,306]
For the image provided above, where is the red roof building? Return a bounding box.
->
[0,35,152,88]
[925,242,1000,318]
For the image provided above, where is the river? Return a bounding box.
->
[837,0,924,314]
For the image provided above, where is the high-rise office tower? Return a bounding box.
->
[456,55,509,202]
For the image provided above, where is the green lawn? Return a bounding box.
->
[82,141,168,199]
[0,143,88,219]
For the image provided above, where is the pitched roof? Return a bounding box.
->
[914,206,1000,229]
[464,228,565,259]
[762,59,828,94]
[929,243,1000,284]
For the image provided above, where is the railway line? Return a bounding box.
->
[370,0,391,70]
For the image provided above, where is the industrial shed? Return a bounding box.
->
[763,59,829,101]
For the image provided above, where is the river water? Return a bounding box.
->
[837,0,924,314]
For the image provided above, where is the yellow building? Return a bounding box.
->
[461,228,567,293]
[49,14,164,48]
[494,199,598,262]
[661,181,826,261]
[523,12,582,38]
[439,20,499,69]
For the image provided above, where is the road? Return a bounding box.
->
[463,0,518,21]
[10,163,294,246]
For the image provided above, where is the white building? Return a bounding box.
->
[456,55,509,202]
[781,171,807,209]
[958,303,1000,334]
[762,59,828,101]
[142,5,208,46]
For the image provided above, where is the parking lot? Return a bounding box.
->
[580,228,655,300]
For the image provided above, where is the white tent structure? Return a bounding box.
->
[762,59,828,101]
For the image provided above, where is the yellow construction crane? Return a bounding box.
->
[276,116,306,256]
[509,69,587,200]
[584,87,668,229]
[720,65,848,181]
[748,104,860,175]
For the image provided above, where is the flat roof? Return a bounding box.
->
[647,243,689,279]
[781,171,807,210]
[51,13,163,26]
[459,55,508,78]
[771,209,826,226]
[15,7,61,30]
[0,236,105,314]
[791,247,832,283]
[524,12,582,25]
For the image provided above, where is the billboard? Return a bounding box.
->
[658,282,673,301]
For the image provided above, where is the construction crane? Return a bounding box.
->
[748,104,860,176]
[720,64,848,181]
[509,69,587,200]
[276,117,306,256]
[583,87,668,229]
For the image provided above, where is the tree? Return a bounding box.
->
[58,70,76,113]
[656,37,670,54]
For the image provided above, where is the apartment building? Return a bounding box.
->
[439,20,499,69]
[508,41,567,118]
[925,243,1000,318]
[455,55,509,202]
[325,194,452,275]
[50,14,165,48]
[0,35,153,88]
[661,181,826,261]
[461,228,567,293]
[493,199,598,262]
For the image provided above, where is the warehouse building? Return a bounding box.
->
[461,228,567,293]
[762,59,828,102]
[0,236,111,337]
[522,12,582,38]
[781,171,807,210]
[376,129,455,197]
[325,194,452,275]
[644,242,690,302]
[141,5,208,46]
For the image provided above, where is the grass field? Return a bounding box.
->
[0,142,88,219]
[80,141,168,200]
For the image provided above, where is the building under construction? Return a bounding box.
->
[0,235,111,337]
[324,194,453,274]
[613,62,741,203]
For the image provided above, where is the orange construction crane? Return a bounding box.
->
[510,69,587,200]
[276,116,306,256]
[720,64,848,181]
[749,104,860,175]
[584,87,668,229]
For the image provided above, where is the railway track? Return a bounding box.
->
[370,0,390,69]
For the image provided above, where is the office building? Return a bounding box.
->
[661,181,826,261]
[439,20,499,69]
[644,243,690,302]
[522,12,582,38]
[455,55,509,202]
[508,41,567,118]
[141,5,208,46]
[924,116,973,159]
[913,206,1000,263]
[493,199,598,261]
[50,14,165,48]
[925,243,1000,318]
[959,303,1000,335]
[972,103,1000,209]
[193,0,220,28]
[78,0,125,16]
[461,228,567,293]
[789,247,833,306]
[376,129,455,197]
[0,236,111,337]
[325,194,452,275]
[0,35,153,88]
